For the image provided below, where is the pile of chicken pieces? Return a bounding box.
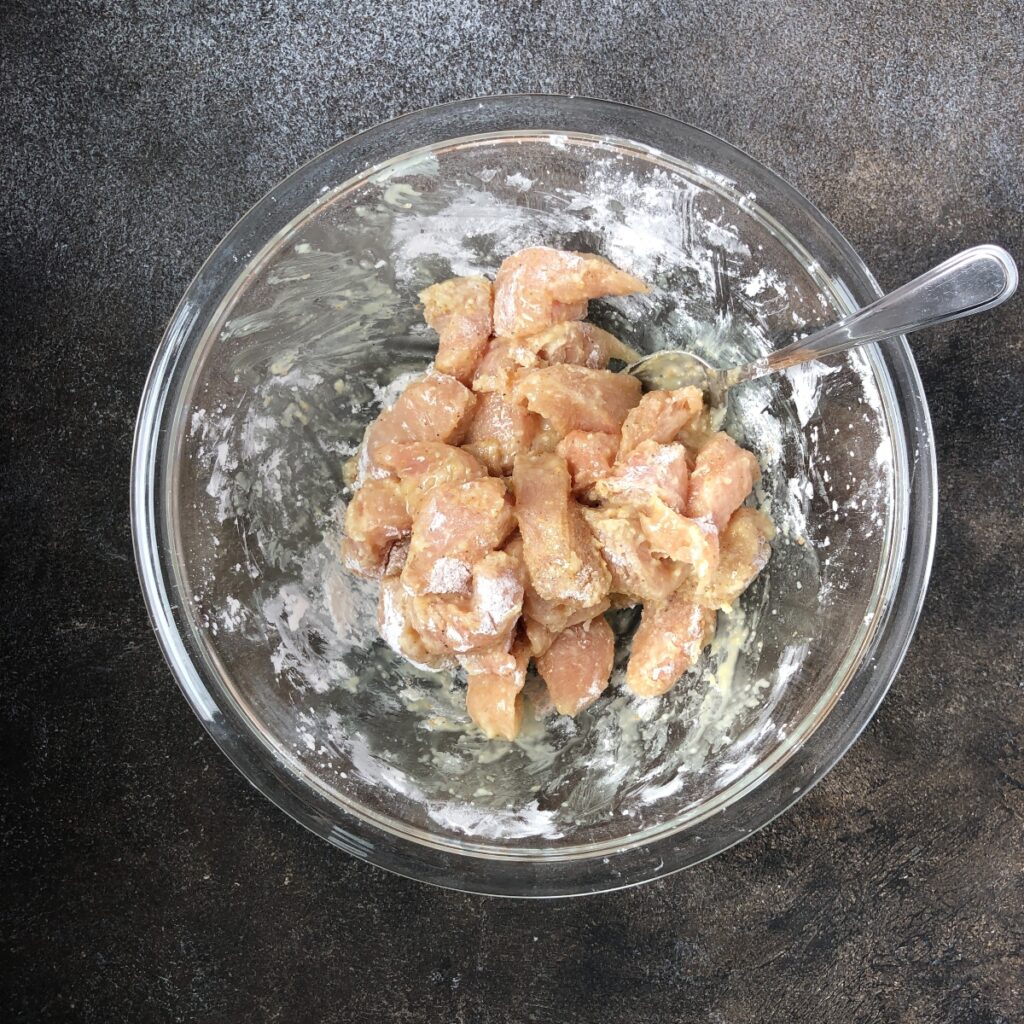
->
[340,247,773,741]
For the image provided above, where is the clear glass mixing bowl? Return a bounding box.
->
[132,96,936,896]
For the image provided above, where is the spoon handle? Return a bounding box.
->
[733,244,1018,383]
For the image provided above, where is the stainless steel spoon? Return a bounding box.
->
[628,244,1018,403]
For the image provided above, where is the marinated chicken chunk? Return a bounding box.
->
[339,478,412,579]
[338,538,387,580]
[590,438,717,576]
[594,440,690,514]
[512,452,611,607]
[638,499,719,579]
[618,386,704,457]
[521,581,611,635]
[462,639,530,741]
[471,337,523,395]
[473,322,638,401]
[626,594,715,698]
[409,550,525,654]
[363,371,477,474]
[556,430,619,493]
[686,432,761,531]
[514,365,641,437]
[522,583,611,657]
[493,247,648,337]
[377,576,454,671]
[700,507,774,610]
[502,535,610,656]
[375,441,486,514]
[508,321,639,370]
[536,616,615,716]
[340,246,774,739]
[463,391,539,476]
[582,505,686,603]
[419,276,493,384]
[401,477,515,596]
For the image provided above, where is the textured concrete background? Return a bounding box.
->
[2,2,1023,1022]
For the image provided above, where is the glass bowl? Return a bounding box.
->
[132,96,936,896]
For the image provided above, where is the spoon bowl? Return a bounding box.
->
[629,244,1017,401]
[627,348,738,405]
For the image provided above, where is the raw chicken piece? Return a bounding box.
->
[626,592,715,697]
[474,324,639,398]
[591,440,702,575]
[503,534,607,655]
[401,478,515,596]
[501,532,526,563]
[339,478,412,579]
[363,371,477,473]
[582,505,685,603]
[686,432,761,531]
[463,392,539,476]
[556,430,619,493]
[377,576,454,671]
[460,440,503,477]
[462,639,531,741]
[522,584,611,656]
[374,442,486,514]
[343,478,411,546]
[409,550,525,654]
[529,590,612,631]
[618,387,704,457]
[508,321,639,370]
[638,499,719,580]
[512,452,611,606]
[471,337,523,395]
[536,616,615,716]
[529,418,562,454]
[522,617,556,658]
[419,276,493,385]
[493,247,648,337]
[701,507,774,610]
[677,403,716,453]
[514,365,641,437]
[594,440,690,514]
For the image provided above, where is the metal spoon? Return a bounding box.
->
[628,244,1018,403]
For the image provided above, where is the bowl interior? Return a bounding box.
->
[166,130,901,857]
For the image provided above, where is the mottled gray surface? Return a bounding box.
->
[2,1,1023,1022]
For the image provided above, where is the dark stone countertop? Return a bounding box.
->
[2,2,1022,1022]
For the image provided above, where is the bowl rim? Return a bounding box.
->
[131,94,937,897]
